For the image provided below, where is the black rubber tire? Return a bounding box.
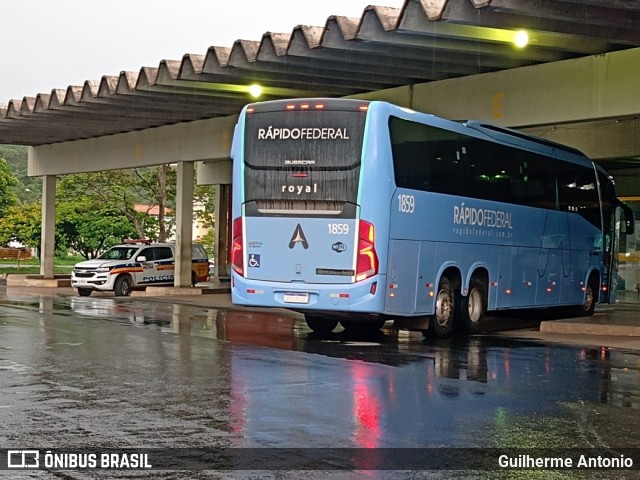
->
[305,315,338,335]
[77,288,92,297]
[455,277,486,334]
[430,277,455,338]
[191,271,198,288]
[340,318,386,333]
[581,280,597,316]
[114,275,133,297]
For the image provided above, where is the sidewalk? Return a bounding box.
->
[499,304,640,351]
[539,304,640,337]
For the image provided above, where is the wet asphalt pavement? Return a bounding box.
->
[0,287,639,479]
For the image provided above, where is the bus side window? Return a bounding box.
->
[557,166,601,228]
[391,142,430,191]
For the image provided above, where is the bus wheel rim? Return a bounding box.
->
[436,289,452,326]
[585,284,594,310]
[468,288,482,323]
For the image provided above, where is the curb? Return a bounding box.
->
[540,320,640,337]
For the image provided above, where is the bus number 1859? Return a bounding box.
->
[398,194,415,213]
[327,223,349,234]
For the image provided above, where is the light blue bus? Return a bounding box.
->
[230,99,634,337]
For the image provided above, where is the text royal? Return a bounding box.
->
[282,184,318,195]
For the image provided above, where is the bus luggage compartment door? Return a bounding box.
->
[385,239,420,314]
[243,217,357,284]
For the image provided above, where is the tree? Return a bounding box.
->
[2,151,183,256]
[0,157,18,217]
[57,167,176,241]
[0,202,41,249]
[131,165,177,242]
[0,145,40,202]
[0,198,139,259]
[57,201,137,259]
[194,184,216,253]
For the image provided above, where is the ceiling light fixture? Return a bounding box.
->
[248,84,263,98]
[514,30,529,48]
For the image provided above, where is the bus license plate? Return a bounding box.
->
[284,292,309,304]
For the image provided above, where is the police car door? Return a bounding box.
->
[136,247,158,285]
[153,246,175,284]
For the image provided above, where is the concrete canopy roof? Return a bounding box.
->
[1,0,640,146]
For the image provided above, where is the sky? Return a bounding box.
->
[0,0,405,103]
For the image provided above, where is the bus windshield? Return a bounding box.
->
[243,101,367,215]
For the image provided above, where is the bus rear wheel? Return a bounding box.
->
[340,318,386,333]
[430,277,454,338]
[456,277,486,334]
[305,315,338,335]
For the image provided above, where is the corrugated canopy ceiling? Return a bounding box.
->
[1,0,639,146]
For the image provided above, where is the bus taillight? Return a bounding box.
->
[231,216,244,276]
[356,220,379,282]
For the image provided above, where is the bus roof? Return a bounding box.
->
[239,98,595,169]
[464,121,586,157]
[244,98,370,114]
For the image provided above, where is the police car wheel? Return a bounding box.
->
[77,288,92,297]
[114,275,133,297]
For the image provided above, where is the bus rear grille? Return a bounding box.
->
[256,200,345,215]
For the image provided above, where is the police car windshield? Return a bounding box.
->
[97,247,139,261]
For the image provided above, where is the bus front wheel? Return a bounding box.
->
[581,278,598,316]
[430,277,454,338]
[305,315,338,335]
[456,277,486,334]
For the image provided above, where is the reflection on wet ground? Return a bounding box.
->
[2,289,639,414]
[1,286,639,479]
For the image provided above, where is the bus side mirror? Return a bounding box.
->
[624,216,635,235]
[617,200,635,235]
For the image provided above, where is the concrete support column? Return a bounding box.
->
[214,184,231,278]
[174,162,194,287]
[40,175,56,278]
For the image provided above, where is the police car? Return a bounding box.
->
[71,240,209,296]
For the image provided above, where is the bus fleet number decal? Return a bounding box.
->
[327,223,349,235]
[398,194,415,213]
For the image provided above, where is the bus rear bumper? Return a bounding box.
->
[231,273,386,313]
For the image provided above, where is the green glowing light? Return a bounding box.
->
[514,30,529,48]
[248,84,263,98]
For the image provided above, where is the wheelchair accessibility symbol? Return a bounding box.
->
[248,254,261,268]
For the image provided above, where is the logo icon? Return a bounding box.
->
[332,242,347,253]
[248,254,261,268]
[7,450,40,469]
[288,224,309,249]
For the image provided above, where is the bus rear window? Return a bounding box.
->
[243,109,366,213]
